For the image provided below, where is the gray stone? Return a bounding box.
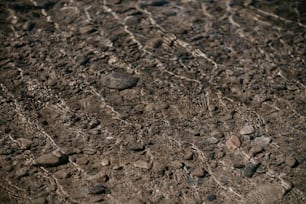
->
[35,150,68,167]
[102,72,138,90]
[17,138,32,150]
[239,125,255,135]
[244,163,260,178]
[101,159,110,166]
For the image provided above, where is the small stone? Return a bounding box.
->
[239,125,255,135]
[247,184,285,204]
[82,148,96,155]
[88,184,110,195]
[127,141,145,151]
[34,150,68,167]
[207,136,219,144]
[233,163,245,169]
[101,159,110,166]
[207,194,216,202]
[184,151,194,160]
[16,167,29,178]
[285,155,298,168]
[226,135,241,151]
[170,160,183,169]
[102,72,138,90]
[191,167,206,177]
[244,163,260,178]
[134,160,151,170]
[88,120,100,129]
[54,170,71,179]
[150,0,167,7]
[32,197,47,204]
[152,161,167,174]
[79,26,97,34]
[22,21,35,31]
[113,165,123,170]
[253,136,272,147]
[16,138,32,150]
[76,55,89,66]
[250,145,264,156]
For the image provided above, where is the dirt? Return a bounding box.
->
[0,0,306,203]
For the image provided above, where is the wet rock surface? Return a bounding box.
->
[0,0,306,203]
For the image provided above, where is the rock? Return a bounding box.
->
[16,167,29,178]
[247,183,285,204]
[207,194,216,202]
[76,55,89,66]
[22,21,35,31]
[226,135,241,151]
[134,160,151,170]
[88,120,100,129]
[101,159,110,166]
[127,141,145,151]
[32,197,47,204]
[82,148,96,155]
[54,170,71,179]
[79,26,97,34]
[88,184,110,195]
[191,167,206,177]
[152,161,167,174]
[184,151,194,160]
[239,125,255,135]
[207,136,219,144]
[150,0,167,7]
[34,150,68,167]
[253,136,272,147]
[244,163,260,178]
[250,145,264,156]
[16,138,32,150]
[102,72,138,90]
[285,155,298,168]
[170,160,183,169]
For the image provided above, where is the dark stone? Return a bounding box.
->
[88,184,110,195]
[76,56,89,66]
[150,0,167,7]
[207,194,216,201]
[244,163,260,178]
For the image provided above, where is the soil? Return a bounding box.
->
[0,0,306,203]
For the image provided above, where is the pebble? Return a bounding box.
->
[34,151,68,167]
[226,135,241,151]
[239,125,255,135]
[253,136,272,147]
[285,155,298,168]
[88,184,110,195]
[170,160,183,169]
[191,167,206,177]
[16,138,32,150]
[207,194,216,202]
[16,167,29,178]
[134,160,151,170]
[152,161,167,174]
[76,55,89,66]
[244,163,260,178]
[102,72,138,90]
[184,151,194,160]
[250,145,264,156]
[247,184,285,204]
[207,136,219,144]
[32,197,47,204]
[79,26,97,34]
[101,159,110,166]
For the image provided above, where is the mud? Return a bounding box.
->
[0,0,306,203]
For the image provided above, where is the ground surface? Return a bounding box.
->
[0,0,306,203]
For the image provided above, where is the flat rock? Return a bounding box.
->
[88,184,110,195]
[34,151,68,167]
[191,167,206,177]
[253,136,272,147]
[239,125,255,135]
[226,135,241,151]
[102,72,138,90]
[134,160,151,170]
[16,138,32,150]
[247,183,285,204]
[285,155,298,168]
